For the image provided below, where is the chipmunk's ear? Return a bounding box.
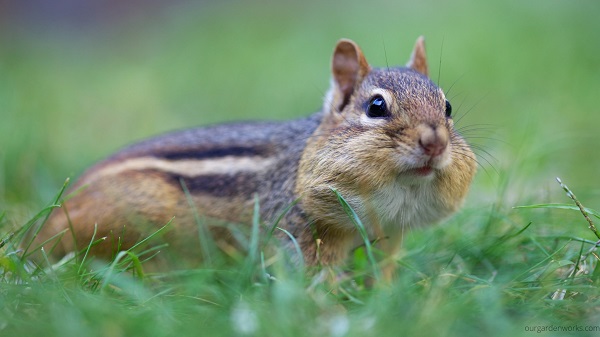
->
[406,36,429,77]
[329,39,371,112]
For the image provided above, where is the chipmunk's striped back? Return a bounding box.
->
[35,115,322,265]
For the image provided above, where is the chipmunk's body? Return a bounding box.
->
[42,116,322,264]
[34,37,477,271]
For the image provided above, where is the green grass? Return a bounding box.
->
[2,178,600,337]
[2,0,600,336]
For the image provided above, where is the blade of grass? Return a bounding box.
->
[99,250,131,291]
[128,218,173,253]
[126,251,145,279]
[19,178,70,258]
[0,232,13,249]
[568,240,586,284]
[330,187,381,282]
[276,226,304,269]
[515,204,600,220]
[556,177,600,240]
[99,251,151,301]
[137,246,169,266]
[180,179,214,266]
[78,223,100,275]
[264,197,300,247]
[134,243,170,259]
[62,206,79,263]
[242,195,262,279]
[511,240,571,283]
[484,222,533,256]
[249,194,261,264]
[40,247,74,304]
[23,228,69,259]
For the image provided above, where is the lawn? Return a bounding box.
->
[1,1,600,336]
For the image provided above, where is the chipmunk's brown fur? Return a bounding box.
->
[32,37,477,273]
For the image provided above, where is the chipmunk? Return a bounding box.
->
[31,37,477,274]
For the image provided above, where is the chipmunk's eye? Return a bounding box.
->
[366,95,388,118]
[445,100,452,118]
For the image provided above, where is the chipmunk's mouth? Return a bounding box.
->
[397,155,447,179]
[408,166,434,177]
[396,164,438,185]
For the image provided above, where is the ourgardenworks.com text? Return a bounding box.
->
[525,325,600,333]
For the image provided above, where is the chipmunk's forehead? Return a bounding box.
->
[362,67,444,103]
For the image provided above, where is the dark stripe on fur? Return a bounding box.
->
[160,171,260,198]
[155,146,269,161]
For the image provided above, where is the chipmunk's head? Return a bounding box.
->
[299,37,477,231]
[322,37,464,183]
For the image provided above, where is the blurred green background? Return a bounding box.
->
[1,0,599,227]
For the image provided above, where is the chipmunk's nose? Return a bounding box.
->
[417,124,449,157]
